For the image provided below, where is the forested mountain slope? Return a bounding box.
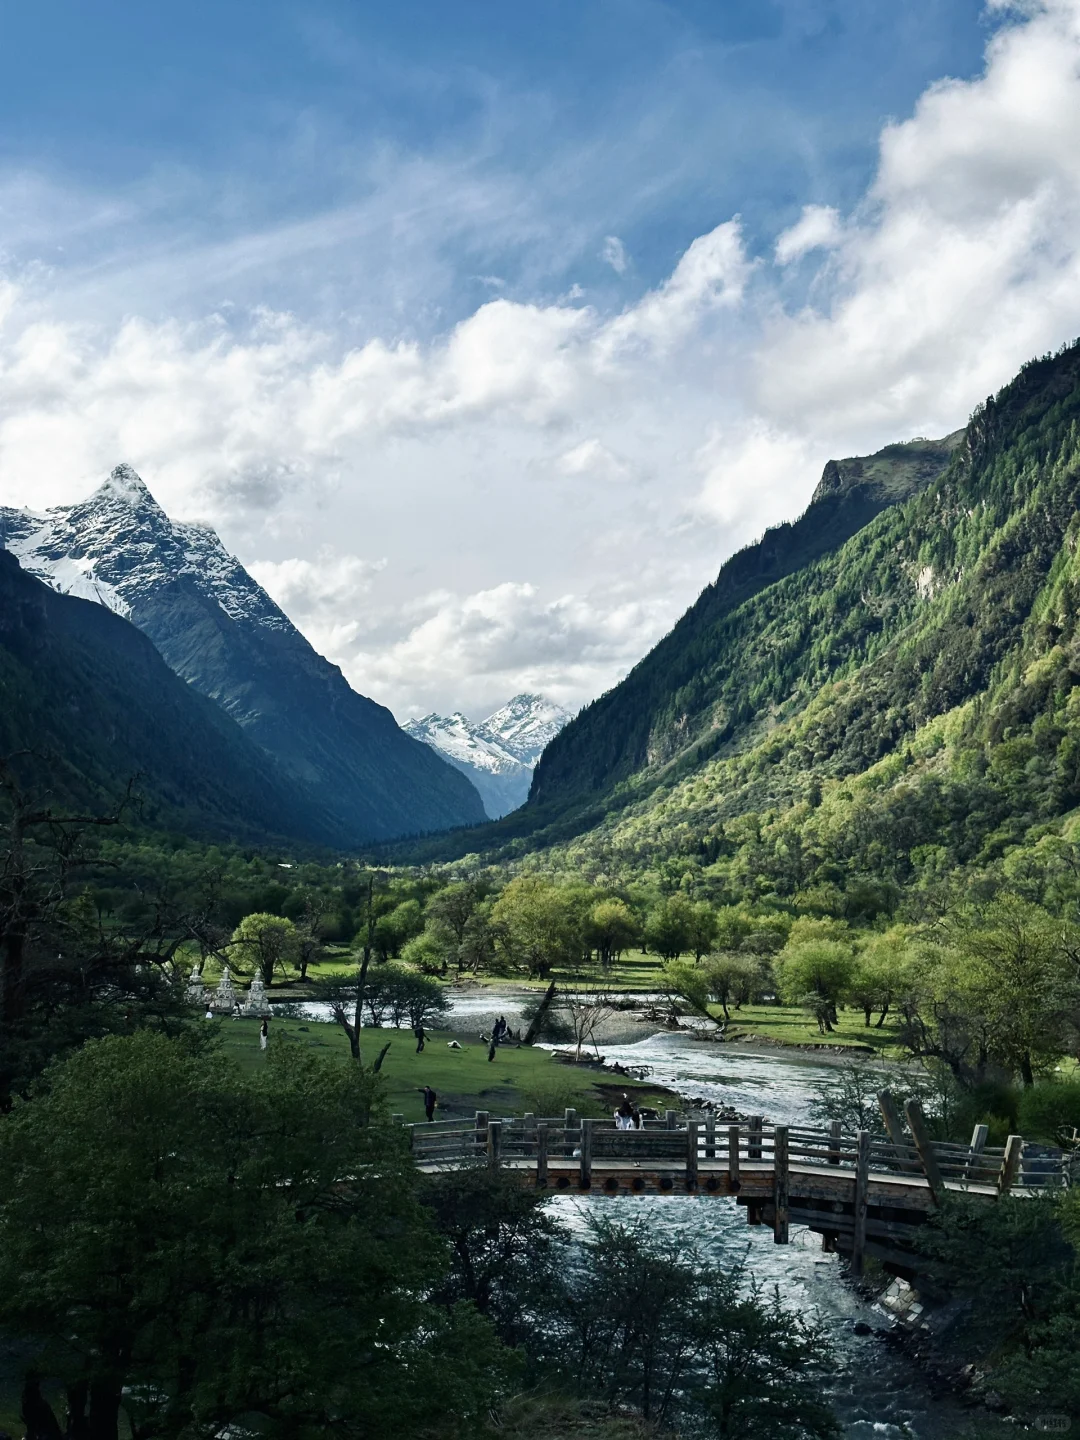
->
[531,431,962,807]
[0,551,345,846]
[1,471,485,841]
[394,340,1080,897]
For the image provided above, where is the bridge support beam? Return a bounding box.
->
[727,1125,741,1188]
[580,1118,594,1187]
[536,1123,548,1187]
[686,1120,699,1187]
[998,1134,1022,1195]
[851,1129,871,1277]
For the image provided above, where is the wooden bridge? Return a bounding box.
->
[400,1094,1073,1277]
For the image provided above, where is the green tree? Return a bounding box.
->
[644,894,695,960]
[586,898,640,968]
[0,1031,511,1440]
[229,912,300,988]
[776,931,856,1034]
[491,877,585,978]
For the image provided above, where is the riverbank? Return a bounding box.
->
[216,1016,679,1121]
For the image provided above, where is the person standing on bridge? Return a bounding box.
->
[419,1085,437,1122]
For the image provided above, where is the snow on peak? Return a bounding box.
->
[0,468,292,634]
[481,692,572,765]
[93,464,158,508]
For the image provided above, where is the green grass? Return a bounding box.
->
[213,1016,674,1122]
[719,1003,904,1055]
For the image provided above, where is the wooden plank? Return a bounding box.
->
[686,1120,699,1186]
[877,1091,919,1173]
[487,1119,502,1169]
[851,1129,871,1277]
[580,1118,594,1187]
[998,1134,1022,1195]
[904,1098,945,1205]
[705,1113,716,1160]
[728,1125,741,1186]
[773,1125,790,1244]
[666,1108,678,1131]
[536,1123,548,1186]
[829,1120,842,1166]
[564,1107,578,1159]
[475,1110,489,1158]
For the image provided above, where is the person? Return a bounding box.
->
[419,1085,437,1122]
[616,1094,635,1131]
[493,1016,506,1044]
[414,1021,426,1054]
[260,1017,269,1050]
[204,1005,214,1021]
[632,1104,644,1130]
[488,1037,497,1062]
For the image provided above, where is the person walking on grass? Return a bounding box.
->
[260,1017,269,1051]
[419,1085,437,1122]
[414,1021,426,1053]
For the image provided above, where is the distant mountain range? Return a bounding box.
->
[0,469,485,842]
[405,694,571,818]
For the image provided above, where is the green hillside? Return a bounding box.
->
[392,339,1080,914]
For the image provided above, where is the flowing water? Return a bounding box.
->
[298,985,966,1436]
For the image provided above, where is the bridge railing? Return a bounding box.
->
[404,1112,1072,1190]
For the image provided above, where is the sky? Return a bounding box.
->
[1,0,1080,720]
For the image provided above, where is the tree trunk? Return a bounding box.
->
[372,1041,392,1072]
[22,1377,63,1440]
[875,1003,889,1028]
[522,980,557,1045]
[1020,1051,1035,1088]
[66,1382,90,1439]
[86,1380,122,1440]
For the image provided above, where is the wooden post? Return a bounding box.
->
[878,1090,918,1173]
[727,1125,741,1186]
[705,1113,716,1160]
[686,1119,699,1186]
[877,1090,906,1149]
[564,1107,578,1158]
[998,1134,1023,1195]
[487,1119,502,1169]
[391,1113,404,1126]
[828,1119,842,1165]
[773,1124,790,1244]
[904,1098,945,1205]
[580,1117,594,1187]
[748,1115,763,1161]
[475,1110,489,1158]
[536,1123,549,1186]
[851,1128,871,1277]
[666,1107,678,1130]
[963,1123,988,1183]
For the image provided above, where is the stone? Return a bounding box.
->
[213,966,236,1013]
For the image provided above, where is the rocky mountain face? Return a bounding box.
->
[404,693,570,818]
[0,549,345,844]
[0,469,485,842]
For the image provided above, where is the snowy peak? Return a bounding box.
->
[0,469,292,633]
[93,463,158,509]
[403,694,571,819]
[481,692,573,766]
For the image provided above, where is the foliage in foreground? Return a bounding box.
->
[0,1032,512,1440]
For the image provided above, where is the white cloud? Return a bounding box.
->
[774,204,843,265]
[602,234,629,273]
[5,2,1080,720]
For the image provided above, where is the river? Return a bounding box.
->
[300,985,965,1436]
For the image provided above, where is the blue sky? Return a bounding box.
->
[1,1,1078,717]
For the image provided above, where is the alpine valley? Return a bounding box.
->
[0,470,485,844]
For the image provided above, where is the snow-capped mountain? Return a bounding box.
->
[482,693,571,766]
[0,467,485,842]
[404,694,571,818]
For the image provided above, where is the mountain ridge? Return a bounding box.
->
[1,471,486,842]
